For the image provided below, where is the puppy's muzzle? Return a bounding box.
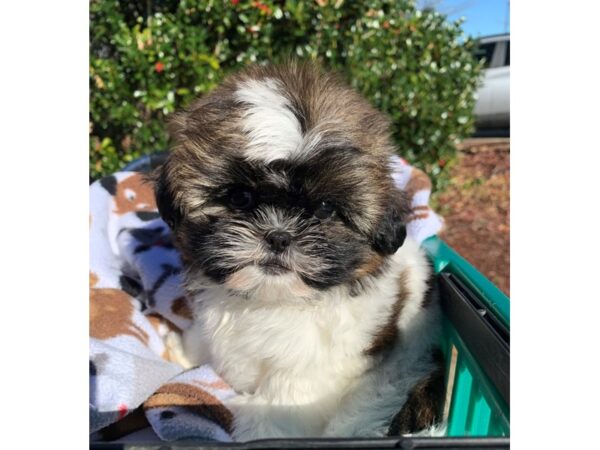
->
[265,230,292,253]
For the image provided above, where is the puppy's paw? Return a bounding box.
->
[226,394,305,442]
[164,330,195,369]
[225,394,287,441]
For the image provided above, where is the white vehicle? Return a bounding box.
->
[474,34,510,129]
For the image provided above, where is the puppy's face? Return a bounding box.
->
[154,63,410,299]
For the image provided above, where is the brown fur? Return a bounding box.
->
[145,61,440,437]
[147,313,181,334]
[151,61,411,291]
[154,61,405,236]
[365,269,412,355]
[353,252,386,279]
[171,296,193,320]
[421,268,439,309]
[387,349,445,435]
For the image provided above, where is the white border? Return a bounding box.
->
[3,2,600,449]
[1,2,89,448]
[512,2,600,449]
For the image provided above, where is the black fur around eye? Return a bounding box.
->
[314,200,335,219]
[229,188,255,210]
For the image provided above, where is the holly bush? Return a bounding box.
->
[90,0,482,187]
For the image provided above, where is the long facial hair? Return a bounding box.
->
[152,62,411,302]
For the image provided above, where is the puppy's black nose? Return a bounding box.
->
[266,231,292,253]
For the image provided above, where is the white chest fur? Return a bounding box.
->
[181,239,437,438]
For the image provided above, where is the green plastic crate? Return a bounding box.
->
[422,236,510,438]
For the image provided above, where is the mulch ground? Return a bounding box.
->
[432,138,510,296]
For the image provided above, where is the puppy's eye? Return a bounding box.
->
[229,188,255,210]
[314,200,335,220]
[291,180,303,193]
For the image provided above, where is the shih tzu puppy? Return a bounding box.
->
[152,62,444,440]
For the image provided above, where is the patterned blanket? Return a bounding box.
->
[89,155,443,442]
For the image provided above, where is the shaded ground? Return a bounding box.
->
[432,138,510,296]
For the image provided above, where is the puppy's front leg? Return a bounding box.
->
[165,321,211,369]
[164,330,195,368]
[227,393,291,440]
[227,374,336,440]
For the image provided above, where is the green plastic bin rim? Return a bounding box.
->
[422,236,510,328]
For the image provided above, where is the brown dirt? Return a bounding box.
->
[432,138,510,296]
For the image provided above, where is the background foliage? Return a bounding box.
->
[90,0,482,187]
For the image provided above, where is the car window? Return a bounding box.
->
[474,43,496,69]
[504,42,510,66]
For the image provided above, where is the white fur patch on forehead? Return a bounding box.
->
[235,78,303,163]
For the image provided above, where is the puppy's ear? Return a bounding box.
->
[148,160,183,230]
[149,108,197,230]
[372,190,410,255]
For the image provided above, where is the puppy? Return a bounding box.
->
[152,62,444,440]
